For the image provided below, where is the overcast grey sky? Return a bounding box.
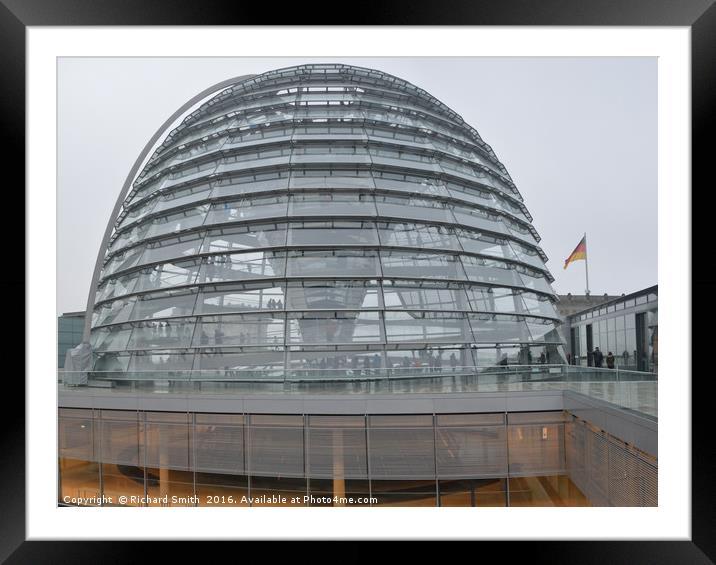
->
[57,57,657,316]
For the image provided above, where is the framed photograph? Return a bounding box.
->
[8,1,711,560]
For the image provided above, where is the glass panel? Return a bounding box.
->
[306,419,369,480]
[133,259,202,293]
[521,293,559,318]
[368,415,435,480]
[384,311,471,343]
[152,183,213,214]
[161,159,217,189]
[142,466,194,507]
[287,311,383,344]
[466,286,525,314]
[248,419,304,477]
[212,172,290,199]
[286,279,380,310]
[289,192,377,217]
[92,352,131,372]
[116,198,158,231]
[127,177,162,207]
[469,314,532,344]
[103,245,145,277]
[385,346,475,375]
[508,241,546,269]
[445,182,496,208]
[373,171,450,198]
[625,313,636,329]
[145,205,208,239]
[59,456,101,505]
[215,146,291,174]
[201,223,287,253]
[460,256,525,287]
[197,282,286,314]
[90,325,133,352]
[287,221,379,246]
[292,143,370,165]
[504,219,538,245]
[494,196,529,222]
[194,413,245,474]
[197,252,286,283]
[195,347,284,376]
[108,223,151,257]
[616,315,626,332]
[526,319,563,344]
[93,297,136,327]
[286,249,380,278]
[128,351,195,371]
[205,195,288,225]
[127,318,196,349]
[140,233,204,265]
[436,425,508,478]
[287,348,384,379]
[168,116,239,149]
[514,269,553,294]
[507,475,589,507]
[375,194,454,224]
[144,417,191,472]
[195,314,285,347]
[508,423,565,477]
[101,461,144,506]
[456,229,515,259]
[289,169,376,189]
[376,222,460,250]
[226,122,293,146]
[369,145,439,171]
[130,290,198,321]
[381,251,466,280]
[163,138,224,167]
[452,205,507,234]
[382,280,470,311]
[626,328,636,356]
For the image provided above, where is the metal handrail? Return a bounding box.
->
[58,363,657,384]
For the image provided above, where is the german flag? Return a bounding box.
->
[564,235,587,270]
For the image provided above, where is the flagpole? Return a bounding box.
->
[584,232,590,295]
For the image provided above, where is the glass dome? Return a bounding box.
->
[88,63,565,379]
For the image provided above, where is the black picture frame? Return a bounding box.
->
[5,0,712,561]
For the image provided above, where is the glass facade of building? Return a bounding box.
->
[565,286,657,372]
[87,64,565,377]
[62,408,656,507]
[58,312,85,368]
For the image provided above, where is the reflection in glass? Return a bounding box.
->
[287,311,383,344]
[287,221,379,247]
[286,279,380,310]
[198,251,286,282]
[198,283,286,314]
[377,222,460,250]
[381,251,466,280]
[382,280,470,311]
[201,223,287,253]
[286,249,380,278]
[195,314,285,347]
[384,311,472,343]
